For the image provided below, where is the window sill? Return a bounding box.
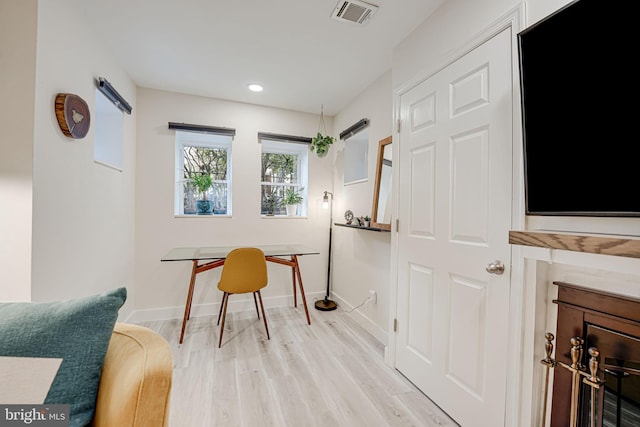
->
[261,215,308,219]
[174,214,232,218]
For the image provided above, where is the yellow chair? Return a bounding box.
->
[216,247,270,348]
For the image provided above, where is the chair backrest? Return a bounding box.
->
[218,247,268,294]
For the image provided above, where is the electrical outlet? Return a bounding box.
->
[368,290,377,304]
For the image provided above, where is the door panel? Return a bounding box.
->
[396,28,513,427]
[407,263,434,361]
[450,128,489,243]
[447,274,487,398]
[409,144,436,237]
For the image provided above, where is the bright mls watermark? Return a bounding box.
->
[0,405,69,426]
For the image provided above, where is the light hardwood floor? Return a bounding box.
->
[137,304,459,427]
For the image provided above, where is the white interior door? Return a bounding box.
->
[395,28,513,427]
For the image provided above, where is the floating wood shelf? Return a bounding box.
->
[335,223,390,233]
[509,230,640,259]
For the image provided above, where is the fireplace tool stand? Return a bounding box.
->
[540,332,604,427]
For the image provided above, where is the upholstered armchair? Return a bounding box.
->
[93,323,173,427]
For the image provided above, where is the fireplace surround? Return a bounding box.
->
[542,281,640,427]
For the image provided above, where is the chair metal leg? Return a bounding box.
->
[253,292,260,319]
[256,290,270,340]
[218,292,230,348]
[217,292,227,326]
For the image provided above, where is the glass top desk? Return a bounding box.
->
[161,244,320,343]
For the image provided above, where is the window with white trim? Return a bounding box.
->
[260,139,308,216]
[175,130,232,216]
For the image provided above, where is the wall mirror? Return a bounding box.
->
[371,136,392,230]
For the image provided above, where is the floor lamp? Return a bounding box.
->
[315,190,337,311]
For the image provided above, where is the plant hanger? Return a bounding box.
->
[310,105,335,158]
[318,104,328,136]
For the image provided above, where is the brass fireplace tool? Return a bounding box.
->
[540,333,604,427]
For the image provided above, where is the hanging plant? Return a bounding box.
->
[310,105,335,158]
[310,133,335,158]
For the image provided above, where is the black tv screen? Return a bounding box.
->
[517,0,639,217]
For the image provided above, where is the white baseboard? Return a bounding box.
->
[330,291,388,346]
[124,291,326,324]
[123,291,387,350]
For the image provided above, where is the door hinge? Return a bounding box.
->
[393,318,398,332]
[396,219,399,232]
[397,119,401,133]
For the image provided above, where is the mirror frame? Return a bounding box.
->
[371,136,392,231]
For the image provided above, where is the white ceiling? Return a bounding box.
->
[71,0,444,116]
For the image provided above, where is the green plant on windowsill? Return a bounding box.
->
[189,173,213,214]
[282,188,304,205]
[264,193,281,216]
[283,188,304,216]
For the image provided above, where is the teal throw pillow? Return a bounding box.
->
[0,287,127,427]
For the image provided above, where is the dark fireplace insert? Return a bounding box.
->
[541,281,640,427]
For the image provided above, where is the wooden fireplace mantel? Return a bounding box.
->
[509,230,640,259]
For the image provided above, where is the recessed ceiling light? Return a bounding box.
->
[248,84,263,92]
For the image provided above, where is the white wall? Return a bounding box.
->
[133,88,333,320]
[0,0,37,301]
[330,71,393,342]
[28,0,136,316]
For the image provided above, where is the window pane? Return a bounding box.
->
[211,182,228,214]
[261,153,298,184]
[261,184,283,215]
[182,145,229,215]
[183,146,227,180]
[183,182,228,215]
[260,139,308,216]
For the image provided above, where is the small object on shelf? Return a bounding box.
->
[344,210,354,225]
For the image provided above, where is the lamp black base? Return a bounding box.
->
[315,298,337,311]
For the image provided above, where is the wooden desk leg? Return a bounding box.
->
[292,255,311,325]
[180,260,199,344]
[291,263,297,308]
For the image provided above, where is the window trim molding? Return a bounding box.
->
[260,138,308,217]
[174,131,233,216]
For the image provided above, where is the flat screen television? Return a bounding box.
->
[517,0,638,217]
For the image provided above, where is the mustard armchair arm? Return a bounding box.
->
[93,323,173,427]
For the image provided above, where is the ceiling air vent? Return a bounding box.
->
[331,0,378,25]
